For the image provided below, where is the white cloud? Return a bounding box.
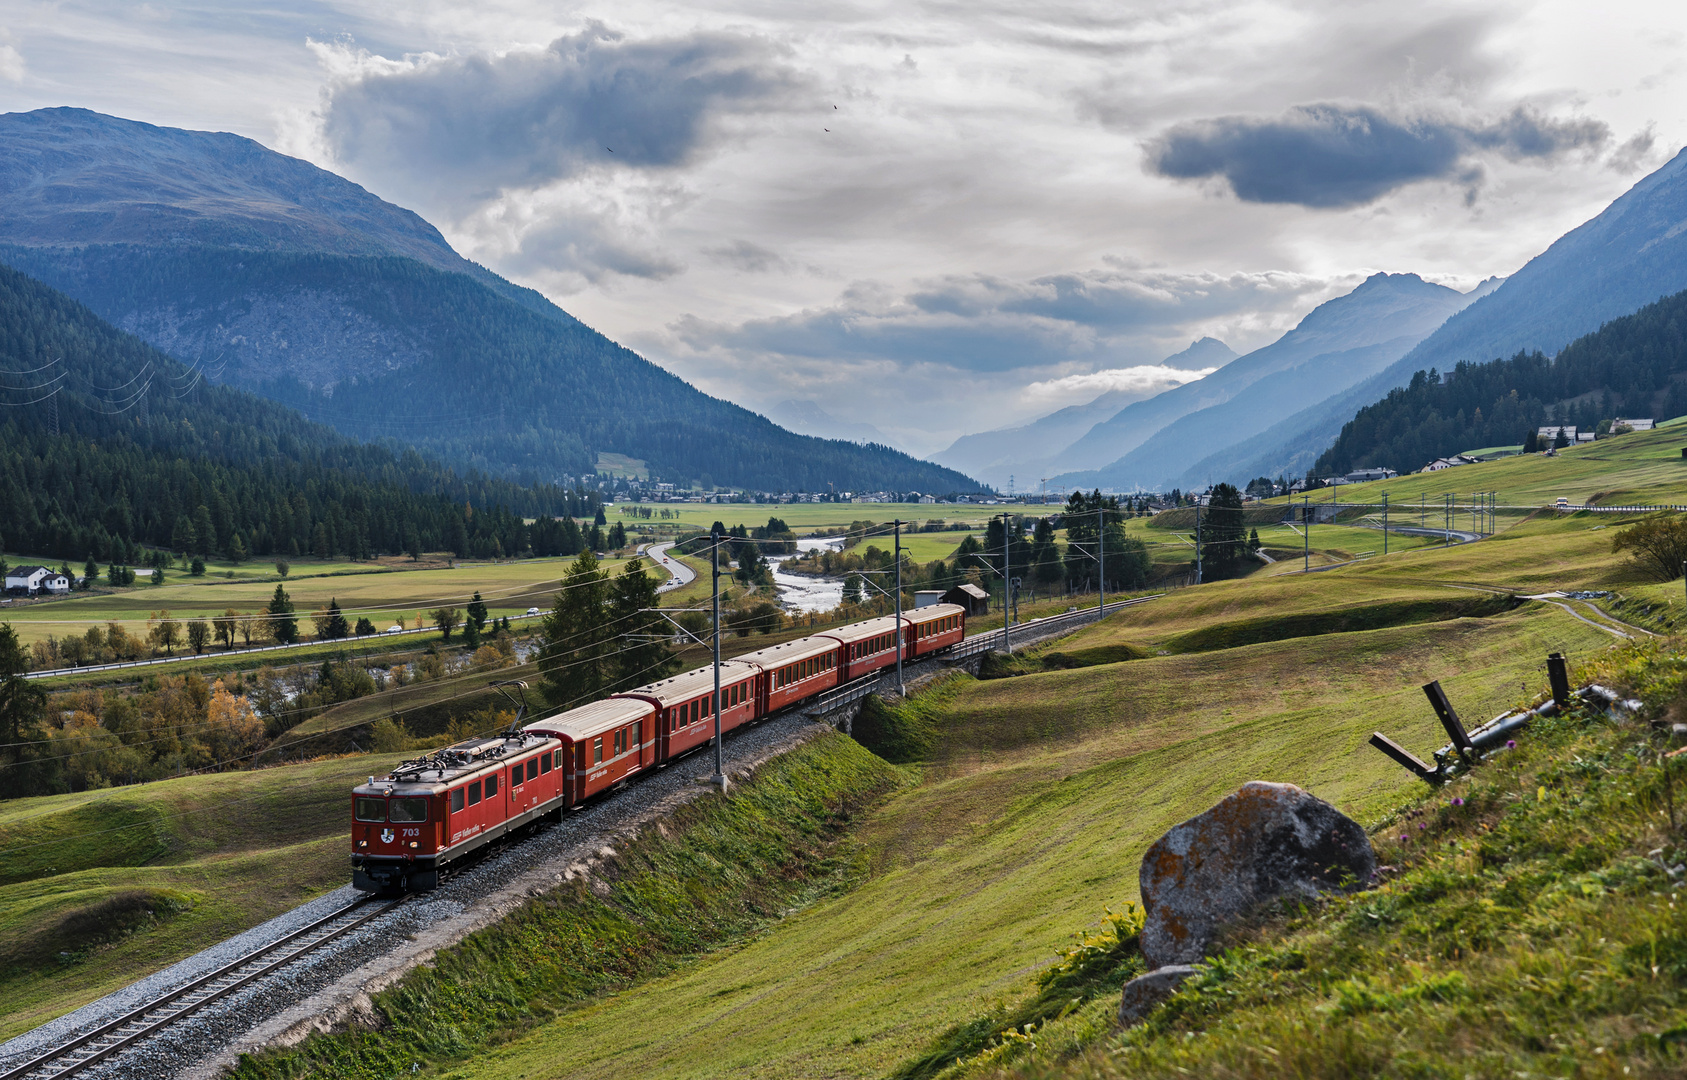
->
[0,40,25,84]
[1024,364,1215,402]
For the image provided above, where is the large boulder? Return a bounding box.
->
[1138,781,1374,968]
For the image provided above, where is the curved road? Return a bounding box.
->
[643,541,697,593]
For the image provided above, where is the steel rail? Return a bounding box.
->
[0,896,405,1080]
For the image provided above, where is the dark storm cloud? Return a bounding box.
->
[1145,103,1611,208]
[321,23,801,201]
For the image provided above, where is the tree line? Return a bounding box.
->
[0,262,605,565]
[1313,287,1687,477]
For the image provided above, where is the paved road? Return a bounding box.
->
[643,541,697,593]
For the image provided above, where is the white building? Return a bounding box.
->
[4,565,70,594]
[1614,418,1656,431]
[1344,467,1398,483]
[1420,455,1476,473]
[1537,426,1577,443]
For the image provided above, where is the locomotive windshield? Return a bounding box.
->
[389,798,429,823]
[354,797,386,822]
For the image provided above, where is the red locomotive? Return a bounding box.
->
[351,604,967,892]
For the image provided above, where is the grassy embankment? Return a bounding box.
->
[227,733,906,1080]
[0,752,411,1041]
[948,641,1687,1080]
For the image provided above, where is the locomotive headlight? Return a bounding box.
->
[359,840,367,847]
[409,841,418,848]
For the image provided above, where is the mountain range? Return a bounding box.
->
[0,107,977,494]
[1192,145,1687,485]
[934,142,1687,492]
[928,337,1234,490]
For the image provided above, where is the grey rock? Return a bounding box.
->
[1118,964,1200,1025]
[1138,781,1374,969]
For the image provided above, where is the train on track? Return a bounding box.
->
[350,603,968,893]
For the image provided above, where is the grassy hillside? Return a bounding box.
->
[958,641,1687,1080]
[423,609,1609,1080]
[0,753,410,1041]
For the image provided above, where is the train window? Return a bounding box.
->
[486,774,498,797]
[703,696,711,717]
[633,720,642,746]
[527,758,539,782]
[554,748,564,770]
[451,788,465,813]
[593,737,604,764]
[468,781,482,807]
[540,753,551,775]
[613,729,625,755]
[510,766,522,789]
[354,797,386,822]
[390,798,429,823]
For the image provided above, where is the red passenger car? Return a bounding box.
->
[351,731,560,893]
[816,615,906,681]
[616,660,759,760]
[734,636,842,714]
[523,697,657,802]
[904,603,966,658]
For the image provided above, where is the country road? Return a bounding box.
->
[644,541,697,592]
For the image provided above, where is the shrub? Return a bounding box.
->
[1612,512,1687,579]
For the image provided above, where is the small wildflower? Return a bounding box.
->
[1418,823,1427,830]
[1399,834,1410,843]
[1452,797,1465,806]
[1506,740,1517,749]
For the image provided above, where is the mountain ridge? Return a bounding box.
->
[927,337,1235,488]
[1202,148,1687,486]
[1051,273,1491,489]
[0,107,978,494]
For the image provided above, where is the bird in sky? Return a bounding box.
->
[606,147,614,153]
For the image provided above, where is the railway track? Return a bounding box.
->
[0,896,406,1080]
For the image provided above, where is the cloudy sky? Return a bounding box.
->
[2,0,1683,454]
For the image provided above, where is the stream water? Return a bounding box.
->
[769,536,846,613]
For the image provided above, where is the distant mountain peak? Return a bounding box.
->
[1163,336,1236,370]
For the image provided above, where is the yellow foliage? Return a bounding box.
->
[472,644,511,671]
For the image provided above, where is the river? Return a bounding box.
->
[769,535,845,613]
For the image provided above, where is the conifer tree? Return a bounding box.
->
[267,583,298,644]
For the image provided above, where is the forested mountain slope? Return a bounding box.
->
[1312,288,1687,476]
[0,108,976,493]
[1195,146,1687,488]
[1050,274,1490,489]
[0,262,598,564]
